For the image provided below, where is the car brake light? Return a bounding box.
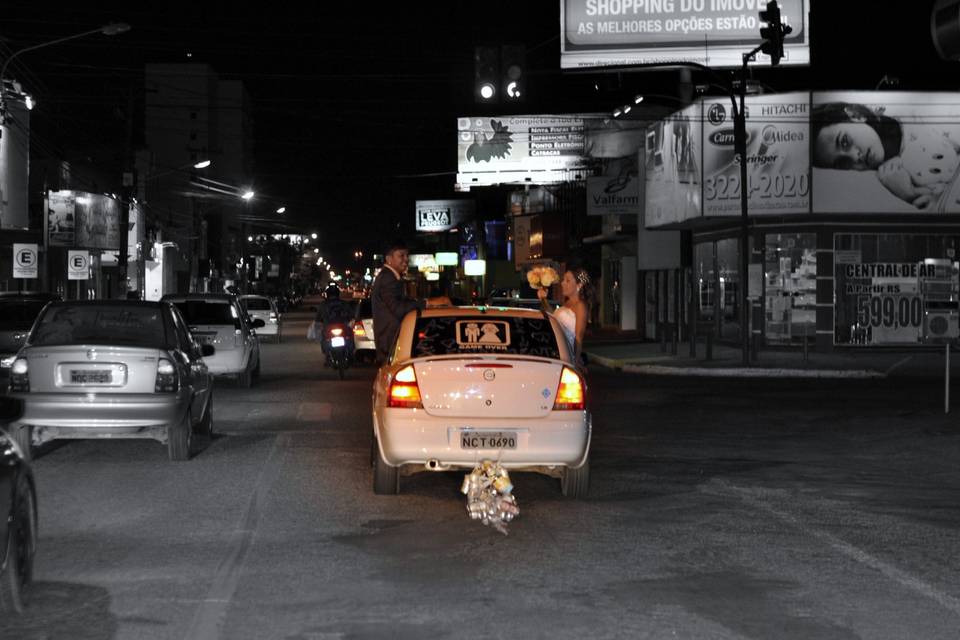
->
[553,366,584,410]
[9,358,29,393]
[155,358,179,393]
[387,364,422,408]
[352,321,366,337]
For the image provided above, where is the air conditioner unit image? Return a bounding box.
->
[922,310,959,341]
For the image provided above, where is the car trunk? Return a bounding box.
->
[413,357,562,419]
[188,324,239,350]
[23,345,164,394]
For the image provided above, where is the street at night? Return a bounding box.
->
[1,312,957,639]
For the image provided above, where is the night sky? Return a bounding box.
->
[2,1,959,263]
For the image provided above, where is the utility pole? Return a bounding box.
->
[118,87,135,299]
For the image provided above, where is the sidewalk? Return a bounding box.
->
[583,337,960,379]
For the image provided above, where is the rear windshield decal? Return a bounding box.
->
[456,320,510,351]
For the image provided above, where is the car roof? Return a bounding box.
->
[46,299,167,308]
[414,305,549,319]
[239,294,269,299]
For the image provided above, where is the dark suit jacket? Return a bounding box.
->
[371,267,423,362]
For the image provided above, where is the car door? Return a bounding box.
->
[168,306,211,418]
[234,300,259,369]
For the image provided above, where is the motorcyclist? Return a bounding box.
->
[315,283,354,365]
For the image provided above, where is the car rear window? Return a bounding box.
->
[31,305,167,347]
[411,316,560,358]
[242,297,271,311]
[171,300,241,328]
[0,300,51,330]
[356,299,372,318]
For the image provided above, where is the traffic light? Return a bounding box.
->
[759,0,792,66]
[501,44,525,101]
[474,45,499,102]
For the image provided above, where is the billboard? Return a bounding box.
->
[702,91,809,216]
[456,115,600,189]
[644,102,702,226]
[561,0,810,69]
[812,91,960,214]
[415,199,474,232]
[0,97,30,229]
[48,191,121,250]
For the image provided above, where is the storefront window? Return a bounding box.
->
[764,233,816,345]
[835,234,960,345]
[695,238,742,342]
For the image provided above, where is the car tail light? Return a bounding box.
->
[553,367,585,410]
[387,364,422,408]
[155,358,179,393]
[9,358,29,393]
[352,321,366,337]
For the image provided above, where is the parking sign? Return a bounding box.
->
[68,250,89,280]
[13,243,38,279]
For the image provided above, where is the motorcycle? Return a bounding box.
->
[322,321,355,379]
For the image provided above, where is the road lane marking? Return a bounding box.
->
[184,433,289,640]
[703,479,960,616]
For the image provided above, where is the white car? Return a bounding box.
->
[371,306,591,497]
[240,295,281,342]
[163,294,262,387]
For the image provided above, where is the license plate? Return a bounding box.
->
[330,336,346,347]
[460,431,517,450]
[71,369,112,384]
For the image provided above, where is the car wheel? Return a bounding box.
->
[561,459,590,499]
[372,437,399,495]
[0,476,36,614]
[195,390,213,437]
[167,410,193,461]
[8,424,32,462]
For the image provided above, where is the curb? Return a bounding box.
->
[585,351,886,379]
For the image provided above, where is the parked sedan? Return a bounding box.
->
[351,297,376,364]
[6,301,215,461]
[0,398,36,614]
[163,293,263,387]
[240,294,282,342]
[371,306,591,497]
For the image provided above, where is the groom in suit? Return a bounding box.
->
[371,240,449,364]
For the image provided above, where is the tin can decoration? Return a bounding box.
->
[462,459,519,535]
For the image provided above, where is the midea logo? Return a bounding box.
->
[761,124,804,144]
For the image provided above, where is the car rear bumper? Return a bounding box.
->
[255,322,279,336]
[11,391,188,442]
[205,349,250,375]
[375,409,591,468]
[355,335,375,351]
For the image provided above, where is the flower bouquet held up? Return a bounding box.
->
[526,265,559,290]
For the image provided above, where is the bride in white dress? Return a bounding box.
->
[537,267,592,363]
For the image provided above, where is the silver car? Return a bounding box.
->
[239,295,281,342]
[6,301,215,462]
[163,294,263,387]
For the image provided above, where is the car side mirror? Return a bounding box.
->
[200,344,216,357]
[251,318,266,329]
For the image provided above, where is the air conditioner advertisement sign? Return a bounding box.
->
[702,92,809,216]
[48,190,121,249]
[560,0,810,69]
[456,115,599,189]
[644,102,702,226]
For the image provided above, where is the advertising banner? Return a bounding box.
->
[48,191,121,249]
[415,199,474,232]
[812,91,960,214]
[588,172,641,215]
[456,115,599,189]
[644,102,702,226]
[560,0,810,69]
[702,91,809,216]
[68,250,90,280]
[13,244,38,279]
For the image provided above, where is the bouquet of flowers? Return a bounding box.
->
[526,265,559,290]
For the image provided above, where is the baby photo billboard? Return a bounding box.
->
[812,91,960,214]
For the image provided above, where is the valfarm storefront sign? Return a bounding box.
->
[561,0,810,69]
[415,200,474,232]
